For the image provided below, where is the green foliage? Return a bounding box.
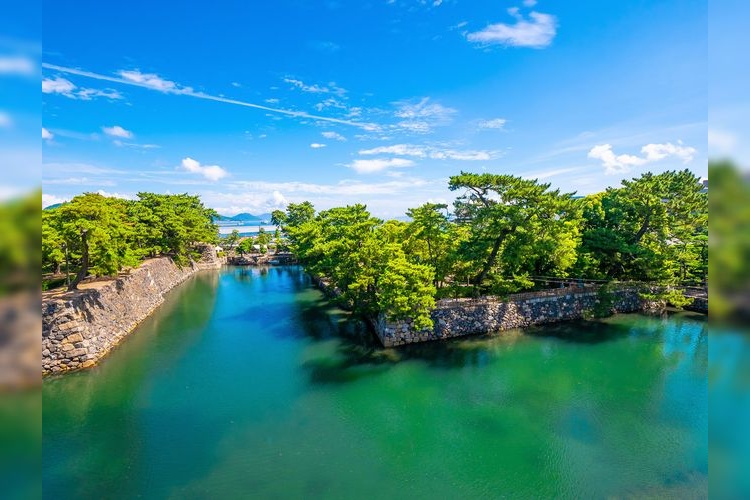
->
[270,209,287,228]
[273,169,708,327]
[448,172,580,294]
[708,161,750,318]
[378,255,436,330]
[575,169,707,285]
[131,193,218,264]
[236,238,254,256]
[222,229,241,250]
[405,203,457,289]
[593,283,616,318]
[1,190,41,294]
[255,227,272,248]
[283,203,436,328]
[41,192,218,289]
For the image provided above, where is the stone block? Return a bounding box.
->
[65,333,84,344]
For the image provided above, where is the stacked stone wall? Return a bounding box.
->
[375,288,645,347]
[42,249,222,375]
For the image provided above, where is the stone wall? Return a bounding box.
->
[42,248,222,376]
[375,287,645,347]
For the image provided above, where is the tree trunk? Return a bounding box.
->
[632,212,651,244]
[67,230,89,291]
[473,236,503,287]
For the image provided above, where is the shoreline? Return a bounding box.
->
[42,249,223,376]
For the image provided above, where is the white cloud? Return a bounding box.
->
[265,98,280,104]
[42,193,69,208]
[95,190,136,200]
[466,10,557,48]
[231,82,242,88]
[42,127,53,140]
[310,143,327,149]
[360,144,428,157]
[641,142,696,162]
[43,63,378,130]
[0,56,35,75]
[112,141,161,150]
[588,142,696,174]
[359,143,500,161]
[42,76,75,94]
[43,177,116,186]
[102,125,133,138]
[180,157,229,181]
[430,149,496,161]
[208,177,447,218]
[347,157,415,174]
[523,0,537,6]
[76,88,123,100]
[227,178,427,196]
[322,131,347,141]
[118,69,185,93]
[477,118,507,130]
[42,75,123,100]
[393,97,456,133]
[283,77,346,96]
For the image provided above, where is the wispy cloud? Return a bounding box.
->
[118,69,188,92]
[42,127,53,141]
[359,143,500,161]
[43,177,116,186]
[322,131,347,141]
[588,141,696,174]
[466,8,557,48]
[283,77,346,96]
[42,75,123,100]
[211,177,445,218]
[521,167,582,181]
[310,143,327,149]
[347,157,415,174]
[476,118,507,130]
[102,125,133,138]
[392,97,456,133]
[180,157,229,181]
[113,140,160,150]
[42,63,378,130]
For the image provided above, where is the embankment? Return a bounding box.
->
[42,248,222,376]
[375,287,645,347]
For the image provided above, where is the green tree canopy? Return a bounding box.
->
[449,172,579,294]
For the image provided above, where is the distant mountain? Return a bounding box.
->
[44,203,64,210]
[231,212,273,221]
[214,212,273,223]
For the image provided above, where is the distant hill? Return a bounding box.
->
[214,212,273,223]
[43,203,64,210]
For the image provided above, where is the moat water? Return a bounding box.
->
[42,266,709,498]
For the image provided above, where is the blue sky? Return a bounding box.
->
[34,0,709,216]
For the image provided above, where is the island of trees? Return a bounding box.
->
[276,169,707,329]
[41,169,707,328]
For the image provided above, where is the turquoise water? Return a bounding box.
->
[43,266,708,498]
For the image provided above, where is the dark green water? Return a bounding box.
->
[43,266,708,498]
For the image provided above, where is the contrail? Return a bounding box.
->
[42,63,379,130]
